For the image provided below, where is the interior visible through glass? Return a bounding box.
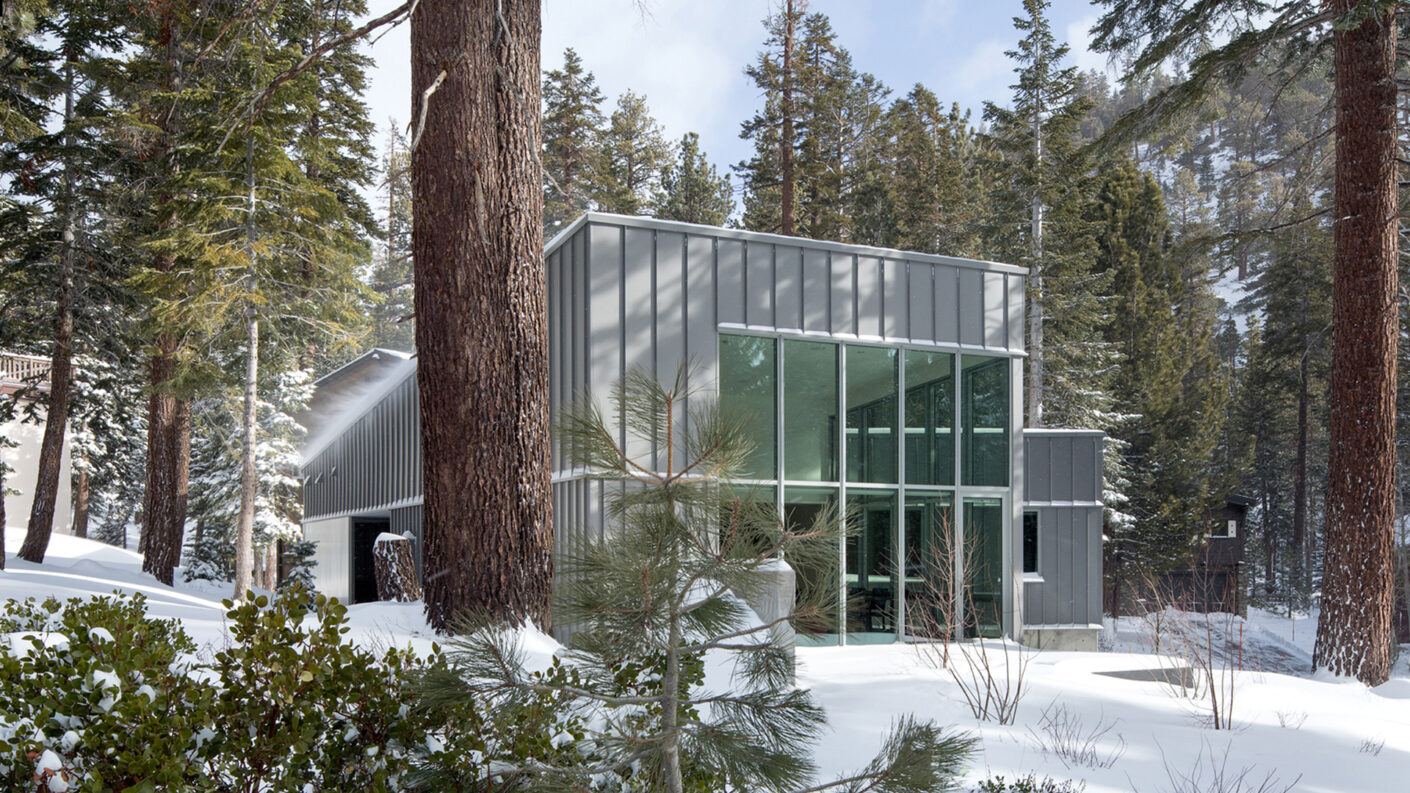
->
[719,334,776,479]
[846,491,896,641]
[961,355,1009,487]
[845,346,898,484]
[904,493,954,639]
[964,497,1004,638]
[785,486,840,644]
[783,340,838,481]
[905,351,954,486]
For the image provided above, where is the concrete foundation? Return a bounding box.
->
[1021,624,1101,652]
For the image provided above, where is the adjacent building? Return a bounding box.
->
[300,213,1105,649]
[1,352,72,535]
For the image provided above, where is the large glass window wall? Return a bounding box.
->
[721,333,1013,644]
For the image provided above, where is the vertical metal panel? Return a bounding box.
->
[1068,507,1086,623]
[716,238,745,325]
[588,223,623,447]
[655,231,688,469]
[1050,436,1074,501]
[1042,506,1059,624]
[623,227,655,463]
[1007,273,1025,350]
[1086,508,1102,623]
[883,259,906,339]
[908,263,934,342]
[958,269,982,346]
[1028,435,1052,502]
[745,241,774,327]
[1072,436,1097,502]
[548,249,561,471]
[830,252,853,335]
[1056,508,1075,623]
[856,255,883,338]
[983,272,1006,349]
[775,244,803,331]
[685,234,717,410]
[303,517,351,602]
[935,266,959,344]
[802,248,829,333]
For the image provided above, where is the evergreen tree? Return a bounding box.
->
[542,48,604,231]
[1093,0,1400,686]
[366,122,414,352]
[983,0,1098,430]
[1097,160,1226,604]
[654,132,733,225]
[421,368,975,793]
[592,90,671,216]
[881,86,984,256]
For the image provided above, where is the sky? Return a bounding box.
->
[360,1,1115,197]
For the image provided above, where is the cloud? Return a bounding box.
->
[1065,14,1112,75]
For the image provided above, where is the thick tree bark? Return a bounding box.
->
[374,534,422,601]
[1,455,7,570]
[1315,0,1398,686]
[141,5,192,587]
[779,0,796,237]
[412,0,553,632]
[72,467,89,539]
[233,317,259,599]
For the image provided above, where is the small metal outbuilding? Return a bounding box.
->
[300,213,1105,648]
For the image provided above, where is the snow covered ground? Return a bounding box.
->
[4,533,1406,791]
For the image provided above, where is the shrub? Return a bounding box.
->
[0,594,215,790]
[974,774,1086,793]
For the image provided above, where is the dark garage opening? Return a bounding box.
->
[352,516,390,603]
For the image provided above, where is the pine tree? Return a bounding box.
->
[0,0,128,563]
[592,90,671,216]
[421,368,975,793]
[983,0,1097,430]
[1096,160,1226,602]
[1093,0,1400,686]
[542,48,604,231]
[411,0,553,632]
[654,132,733,225]
[882,86,984,256]
[366,123,414,351]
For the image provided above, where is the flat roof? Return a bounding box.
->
[545,212,1028,276]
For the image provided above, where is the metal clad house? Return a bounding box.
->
[300,213,1105,648]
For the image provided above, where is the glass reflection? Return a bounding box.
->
[961,355,1009,487]
[845,346,897,483]
[845,491,896,641]
[719,335,776,479]
[905,351,954,486]
[783,340,838,481]
[904,493,954,639]
[964,497,1004,638]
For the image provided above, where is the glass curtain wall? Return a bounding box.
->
[720,333,1010,644]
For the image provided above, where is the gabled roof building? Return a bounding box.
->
[300,213,1104,649]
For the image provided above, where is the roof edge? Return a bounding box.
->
[545,212,1027,275]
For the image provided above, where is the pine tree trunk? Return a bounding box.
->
[1316,0,1398,686]
[19,55,79,565]
[1,456,7,570]
[1292,353,1308,578]
[18,237,74,564]
[412,0,553,632]
[779,0,796,237]
[73,467,89,539]
[141,6,190,587]
[233,316,259,599]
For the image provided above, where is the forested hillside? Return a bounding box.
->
[1,0,1403,661]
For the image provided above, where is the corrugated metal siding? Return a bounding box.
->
[302,367,420,520]
[1021,430,1104,627]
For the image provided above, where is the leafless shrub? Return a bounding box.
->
[911,508,1030,725]
[1151,740,1301,793]
[1027,701,1126,769]
[1274,710,1307,730]
[1360,736,1385,756]
[1136,569,1243,730]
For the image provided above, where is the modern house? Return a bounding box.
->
[1,351,72,534]
[300,213,1105,649]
